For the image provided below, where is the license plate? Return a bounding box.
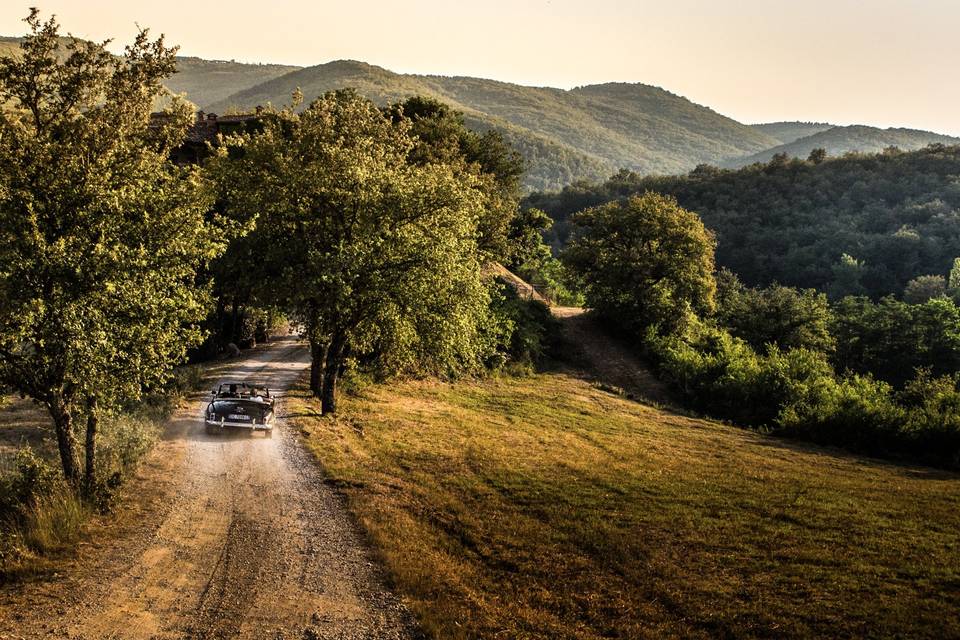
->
[228,414,250,421]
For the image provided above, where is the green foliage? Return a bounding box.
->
[948,257,960,291]
[489,287,557,370]
[388,95,524,262]
[648,319,960,466]
[903,274,947,304]
[213,90,499,412]
[563,193,717,335]
[832,296,960,385]
[507,208,584,306]
[0,449,59,515]
[528,145,960,299]
[0,12,222,485]
[828,253,868,299]
[716,270,835,353]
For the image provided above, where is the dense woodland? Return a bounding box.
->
[562,193,960,467]
[529,146,960,299]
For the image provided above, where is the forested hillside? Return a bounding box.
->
[9,34,958,193]
[725,125,960,167]
[201,59,779,190]
[749,121,833,144]
[163,56,298,108]
[527,144,960,299]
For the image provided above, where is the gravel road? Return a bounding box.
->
[0,337,419,640]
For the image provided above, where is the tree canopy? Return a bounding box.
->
[212,90,502,413]
[527,145,960,299]
[0,11,222,488]
[562,192,716,334]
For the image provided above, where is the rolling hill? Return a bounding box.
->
[749,121,834,144]
[163,57,299,109]
[5,34,959,191]
[725,124,960,167]
[202,59,780,191]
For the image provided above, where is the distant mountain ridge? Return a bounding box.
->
[724,125,960,168]
[164,57,299,109]
[197,59,781,190]
[3,35,957,191]
[749,122,834,145]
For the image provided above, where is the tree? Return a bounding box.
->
[948,258,960,291]
[716,272,835,353]
[807,148,828,164]
[903,275,947,304]
[828,254,867,299]
[562,192,716,335]
[0,12,221,489]
[213,90,495,413]
[387,96,525,262]
[832,296,960,384]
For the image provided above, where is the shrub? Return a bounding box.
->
[647,320,960,466]
[491,287,558,368]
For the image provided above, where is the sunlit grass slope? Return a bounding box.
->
[291,372,960,639]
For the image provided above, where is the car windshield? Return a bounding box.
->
[216,383,269,399]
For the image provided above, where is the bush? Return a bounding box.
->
[647,319,960,466]
[0,448,60,517]
[898,371,960,466]
[96,414,160,481]
[491,287,558,369]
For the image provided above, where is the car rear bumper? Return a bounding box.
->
[205,418,273,430]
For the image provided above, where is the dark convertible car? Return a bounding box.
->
[205,382,276,436]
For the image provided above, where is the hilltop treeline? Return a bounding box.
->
[529,146,960,299]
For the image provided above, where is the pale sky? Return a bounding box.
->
[2,1,958,135]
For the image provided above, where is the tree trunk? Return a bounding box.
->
[309,339,326,396]
[84,397,98,492]
[214,296,226,354]
[230,295,240,344]
[49,395,79,486]
[321,333,347,415]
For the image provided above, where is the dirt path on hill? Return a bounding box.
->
[551,306,676,407]
[0,337,418,640]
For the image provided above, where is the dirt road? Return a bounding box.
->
[0,337,417,640]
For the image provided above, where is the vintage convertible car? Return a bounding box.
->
[204,382,275,436]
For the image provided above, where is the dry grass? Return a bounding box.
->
[291,372,960,639]
[0,356,220,579]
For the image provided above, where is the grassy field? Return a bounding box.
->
[291,371,960,639]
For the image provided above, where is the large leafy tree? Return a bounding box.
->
[0,12,222,488]
[387,96,525,263]
[563,192,717,335]
[716,269,835,353]
[213,90,495,413]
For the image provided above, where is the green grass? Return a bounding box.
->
[292,371,960,639]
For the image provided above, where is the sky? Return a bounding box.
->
[1,0,958,135]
